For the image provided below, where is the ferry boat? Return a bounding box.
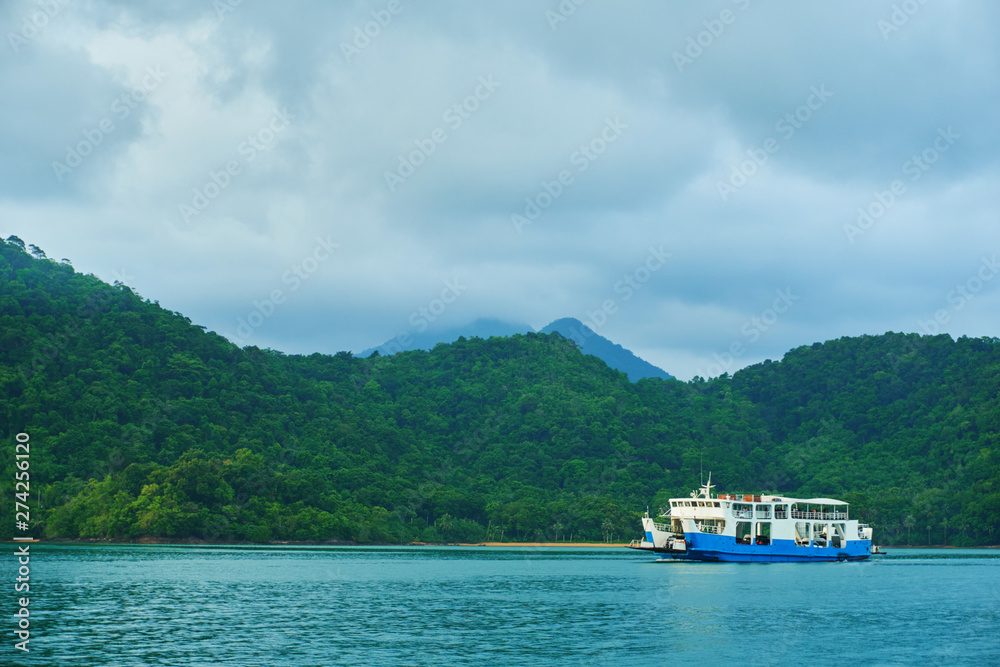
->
[629,476,873,562]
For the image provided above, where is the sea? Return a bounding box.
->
[4,544,999,666]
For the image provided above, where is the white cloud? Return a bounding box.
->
[3,0,999,381]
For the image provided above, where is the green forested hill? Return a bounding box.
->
[2,238,998,546]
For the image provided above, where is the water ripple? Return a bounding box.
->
[3,545,998,665]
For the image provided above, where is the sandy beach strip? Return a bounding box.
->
[451,542,630,547]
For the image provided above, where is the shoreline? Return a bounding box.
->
[25,538,1000,549]
[451,542,629,548]
[876,544,1000,549]
[34,537,632,548]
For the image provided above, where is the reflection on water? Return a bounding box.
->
[4,545,998,666]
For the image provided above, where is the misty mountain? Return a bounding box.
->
[360,318,534,357]
[540,317,673,381]
[362,316,672,381]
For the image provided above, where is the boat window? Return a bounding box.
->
[697,501,706,507]
[813,523,828,547]
[684,501,691,507]
[831,523,846,548]
[755,522,771,545]
[755,504,771,519]
[696,519,725,534]
[794,522,811,547]
[713,502,720,508]
[732,503,752,519]
[736,521,752,545]
[671,501,677,507]
[774,504,788,519]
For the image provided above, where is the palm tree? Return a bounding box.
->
[552,521,564,542]
[436,513,454,536]
[904,515,915,545]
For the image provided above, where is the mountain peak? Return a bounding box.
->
[360,318,533,357]
[360,315,672,381]
[540,318,672,381]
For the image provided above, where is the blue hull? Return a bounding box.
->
[665,535,871,563]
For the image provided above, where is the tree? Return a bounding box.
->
[28,244,47,259]
[5,235,25,250]
[3,258,999,547]
[552,521,564,542]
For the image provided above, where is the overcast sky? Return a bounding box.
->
[4,0,999,380]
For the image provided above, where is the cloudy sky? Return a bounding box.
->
[4,0,999,380]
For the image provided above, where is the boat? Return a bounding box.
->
[628,475,874,562]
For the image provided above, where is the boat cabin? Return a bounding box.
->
[665,494,861,547]
[633,476,874,561]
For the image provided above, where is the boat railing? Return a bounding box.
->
[790,510,847,520]
[732,510,752,519]
[653,522,672,532]
[696,524,719,534]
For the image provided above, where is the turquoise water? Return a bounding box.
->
[4,545,999,665]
